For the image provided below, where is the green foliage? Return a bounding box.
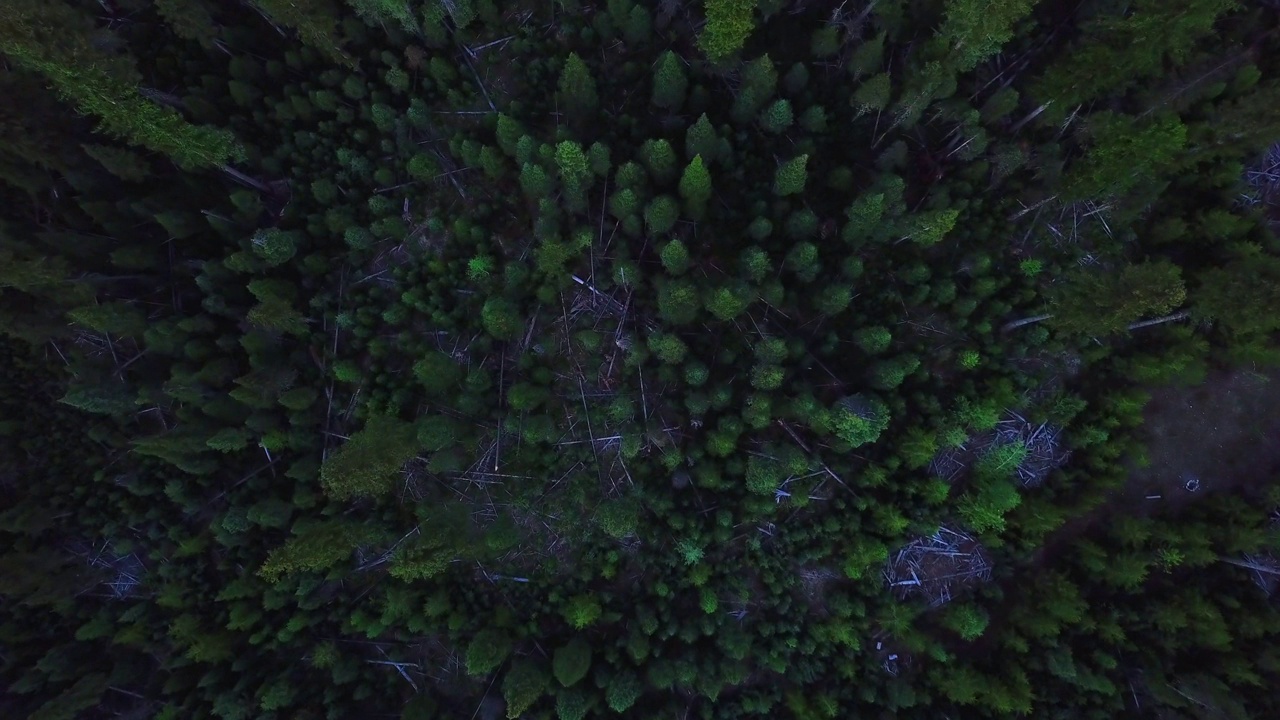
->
[938,0,1036,72]
[413,351,462,396]
[553,637,592,687]
[319,415,419,500]
[854,326,892,354]
[605,670,643,712]
[652,51,688,109]
[660,239,691,275]
[658,280,700,325]
[466,629,513,676]
[482,298,522,340]
[597,499,639,538]
[830,395,890,448]
[773,154,808,196]
[649,333,688,364]
[502,660,549,719]
[259,522,374,582]
[678,155,712,215]
[1194,246,1280,336]
[686,113,719,162]
[1064,114,1187,199]
[1050,261,1186,335]
[645,195,679,235]
[759,99,793,134]
[698,0,757,61]
[640,138,679,185]
[9,5,1280,720]
[559,52,598,119]
[250,228,299,267]
[705,282,752,321]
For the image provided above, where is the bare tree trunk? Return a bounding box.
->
[1009,101,1053,134]
[1002,313,1052,332]
[140,87,185,110]
[1007,195,1057,221]
[1126,309,1192,331]
[219,165,273,195]
[1221,557,1280,576]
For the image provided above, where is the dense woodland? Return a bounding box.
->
[6,0,1280,718]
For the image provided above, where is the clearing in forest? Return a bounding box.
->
[1130,369,1280,508]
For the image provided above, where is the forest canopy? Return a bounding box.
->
[5,1,1280,719]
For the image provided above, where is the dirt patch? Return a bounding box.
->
[1129,368,1280,510]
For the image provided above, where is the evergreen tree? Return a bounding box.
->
[1194,246,1280,336]
[466,629,513,676]
[502,660,549,719]
[252,0,354,67]
[677,155,712,219]
[259,522,376,582]
[686,113,720,162]
[154,0,220,47]
[558,53,599,120]
[937,0,1036,72]
[773,154,808,196]
[1049,261,1186,335]
[0,0,241,168]
[699,0,757,61]
[318,415,419,500]
[652,50,688,110]
[553,637,593,687]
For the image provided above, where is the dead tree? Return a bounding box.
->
[884,527,992,608]
[1221,554,1280,596]
[989,412,1070,488]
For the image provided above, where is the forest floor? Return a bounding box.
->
[1128,367,1280,510]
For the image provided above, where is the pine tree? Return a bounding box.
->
[345,0,417,31]
[686,113,719,162]
[852,73,892,118]
[605,670,643,712]
[553,638,593,687]
[652,51,688,110]
[773,154,808,196]
[699,0,757,61]
[1063,113,1187,200]
[250,228,300,267]
[413,351,463,396]
[704,281,752,321]
[1033,0,1236,108]
[1049,261,1186,335]
[677,155,712,219]
[660,239,691,275]
[259,521,376,582]
[829,395,890,448]
[66,301,146,337]
[1194,246,1280,336]
[556,689,594,720]
[658,280,701,325]
[937,0,1036,72]
[318,415,419,500]
[759,99,794,134]
[645,196,679,234]
[482,298,522,340]
[465,629,513,676]
[252,0,354,67]
[0,0,241,168]
[502,660,549,719]
[154,0,220,48]
[640,138,679,185]
[558,53,599,120]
